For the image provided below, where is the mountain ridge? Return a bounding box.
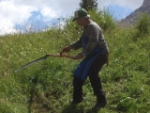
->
[119,0,150,27]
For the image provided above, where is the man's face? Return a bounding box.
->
[76,18,85,26]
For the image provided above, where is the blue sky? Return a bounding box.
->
[0,0,143,35]
[107,4,133,20]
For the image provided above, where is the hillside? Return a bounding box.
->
[119,0,150,27]
[0,9,150,113]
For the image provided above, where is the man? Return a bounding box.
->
[61,8,109,109]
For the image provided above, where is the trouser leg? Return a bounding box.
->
[88,53,107,103]
[73,76,84,103]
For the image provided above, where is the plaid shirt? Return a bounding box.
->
[70,19,109,56]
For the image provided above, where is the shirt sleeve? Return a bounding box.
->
[70,37,82,50]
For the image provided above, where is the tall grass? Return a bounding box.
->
[0,9,150,113]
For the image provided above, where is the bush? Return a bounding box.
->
[89,8,116,32]
[135,13,150,35]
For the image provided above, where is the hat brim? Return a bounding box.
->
[72,18,79,21]
[72,15,90,22]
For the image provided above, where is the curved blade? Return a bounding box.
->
[15,53,74,73]
[15,55,47,73]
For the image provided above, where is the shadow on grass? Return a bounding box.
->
[86,107,100,113]
[61,104,84,113]
[61,104,99,113]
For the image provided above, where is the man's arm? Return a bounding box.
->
[61,37,82,53]
[70,37,82,50]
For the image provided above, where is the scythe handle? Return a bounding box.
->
[46,53,75,59]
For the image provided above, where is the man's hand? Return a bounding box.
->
[61,46,72,53]
[74,53,84,60]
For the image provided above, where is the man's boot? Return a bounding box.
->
[72,91,83,104]
[94,92,107,109]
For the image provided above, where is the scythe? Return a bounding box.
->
[15,53,74,73]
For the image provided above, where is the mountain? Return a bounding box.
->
[119,0,150,27]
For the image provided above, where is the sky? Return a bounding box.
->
[0,0,143,35]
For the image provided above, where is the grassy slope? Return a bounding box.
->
[0,16,150,113]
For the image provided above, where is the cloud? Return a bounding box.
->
[0,0,35,34]
[98,0,143,10]
[0,0,143,35]
[114,0,143,9]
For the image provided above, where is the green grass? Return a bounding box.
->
[0,9,150,113]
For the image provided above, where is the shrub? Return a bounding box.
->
[89,8,116,32]
[135,13,150,35]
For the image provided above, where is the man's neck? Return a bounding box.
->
[83,19,90,27]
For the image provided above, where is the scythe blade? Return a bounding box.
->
[15,55,47,73]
